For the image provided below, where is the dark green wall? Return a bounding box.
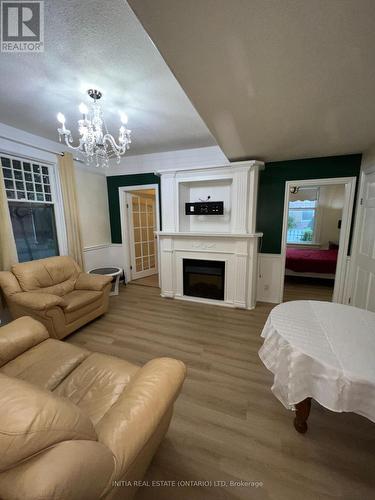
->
[256,154,362,254]
[107,173,160,244]
[107,155,361,248]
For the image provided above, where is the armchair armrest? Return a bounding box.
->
[0,316,49,367]
[11,292,66,311]
[75,272,112,291]
[96,357,186,478]
[0,271,22,297]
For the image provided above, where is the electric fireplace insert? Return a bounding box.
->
[183,259,225,300]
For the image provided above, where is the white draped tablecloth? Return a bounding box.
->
[259,300,375,422]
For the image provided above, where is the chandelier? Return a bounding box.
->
[57,89,131,168]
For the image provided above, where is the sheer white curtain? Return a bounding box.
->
[0,159,18,271]
[58,153,84,269]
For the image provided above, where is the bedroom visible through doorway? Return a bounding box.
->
[281,177,356,303]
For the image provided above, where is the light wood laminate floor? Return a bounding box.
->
[131,273,160,288]
[67,285,375,500]
[284,277,334,302]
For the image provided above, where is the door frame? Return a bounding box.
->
[280,176,357,303]
[347,163,375,306]
[119,184,160,284]
[125,190,158,280]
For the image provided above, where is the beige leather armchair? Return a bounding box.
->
[0,317,186,500]
[0,256,112,339]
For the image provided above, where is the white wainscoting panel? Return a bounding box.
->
[83,244,124,273]
[256,253,352,305]
[256,253,283,304]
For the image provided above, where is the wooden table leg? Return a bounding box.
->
[294,398,311,434]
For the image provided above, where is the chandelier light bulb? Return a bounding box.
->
[120,113,128,125]
[57,112,66,124]
[79,103,88,115]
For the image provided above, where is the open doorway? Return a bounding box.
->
[280,177,356,303]
[119,184,160,288]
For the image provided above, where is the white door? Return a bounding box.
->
[351,170,375,311]
[127,192,158,280]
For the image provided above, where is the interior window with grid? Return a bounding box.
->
[1,155,59,262]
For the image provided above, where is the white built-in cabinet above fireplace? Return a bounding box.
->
[156,161,264,309]
[179,178,232,233]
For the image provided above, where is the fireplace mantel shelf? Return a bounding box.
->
[157,232,263,238]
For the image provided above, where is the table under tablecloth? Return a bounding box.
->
[259,300,375,423]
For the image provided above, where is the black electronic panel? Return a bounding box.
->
[185,201,224,215]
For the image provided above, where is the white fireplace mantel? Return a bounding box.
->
[156,161,264,309]
[157,232,263,238]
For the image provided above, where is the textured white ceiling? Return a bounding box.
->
[129,0,375,161]
[0,0,216,155]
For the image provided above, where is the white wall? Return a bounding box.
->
[75,168,116,271]
[318,184,345,248]
[75,168,111,247]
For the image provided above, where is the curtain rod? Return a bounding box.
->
[0,135,84,163]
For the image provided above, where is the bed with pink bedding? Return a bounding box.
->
[286,248,338,276]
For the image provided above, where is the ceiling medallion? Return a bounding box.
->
[57,89,131,168]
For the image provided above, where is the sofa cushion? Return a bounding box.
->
[54,353,139,425]
[0,373,97,472]
[1,339,90,391]
[11,256,80,295]
[0,316,49,368]
[0,440,115,500]
[63,290,102,312]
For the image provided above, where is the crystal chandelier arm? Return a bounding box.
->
[103,133,127,153]
[62,134,85,151]
[58,128,86,152]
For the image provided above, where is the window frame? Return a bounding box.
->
[1,152,68,259]
[287,192,320,245]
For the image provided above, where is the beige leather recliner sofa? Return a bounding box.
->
[0,256,112,339]
[0,316,186,500]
